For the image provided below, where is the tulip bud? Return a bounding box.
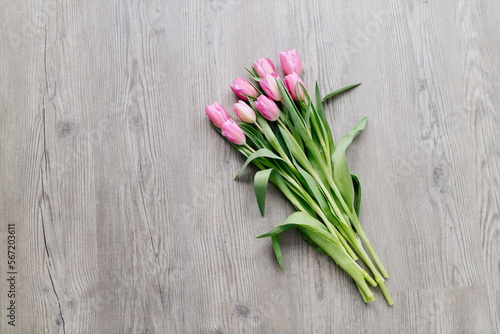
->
[230,77,258,101]
[221,119,246,145]
[254,95,280,121]
[284,73,306,101]
[233,101,256,123]
[205,102,230,128]
[260,73,282,101]
[253,58,276,78]
[279,49,303,76]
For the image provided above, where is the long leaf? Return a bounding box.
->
[277,125,311,172]
[255,114,290,163]
[322,83,361,102]
[234,148,283,179]
[269,173,317,218]
[298,229,328,255]
[277,79,329,177]
[331,117,367,213]
[275,126,292,161]
[271,235,283,271]
[351,174,362,216]
[254,168,274,216]
[257,213,370,295]
[297,227,371,298]
[302,83,327,148]
[257,212,332,240]
[279,114,303,148]
[293,160,334,221]
[240,123,272,150]
[315,83,334,153]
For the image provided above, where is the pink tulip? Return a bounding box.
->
[260,73,281,101]
[253,58,276,78]
[205,102,230,128]
[280,49,303,76]
[284,73,306,101]
[230,77,258,101]
[233,101,256,123]
[222,119,246,145]
[254,95,280,121]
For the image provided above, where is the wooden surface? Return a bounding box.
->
[1,0,499,333]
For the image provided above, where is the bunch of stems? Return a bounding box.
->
[221,77,392,305]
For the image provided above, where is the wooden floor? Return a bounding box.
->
[1,0,499,333]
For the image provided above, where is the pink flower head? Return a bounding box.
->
[260,73,281,101]
[233,101,256,123]
[221,119,246,145]
[254,95,280,121]
[205,102,229,128]
[284,73,306,101]
[253,58,276,78]
[280,49,302,76]
[230,77,258,101]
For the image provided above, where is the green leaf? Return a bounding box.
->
[351,174,362,216]
[293,160,334,220]
[303,93,327,163]
[245,67,261,82]
[271,235,284,270]
[277,125,311,171]
[297,225,370,295]
[315,83,334,153]
[298,229,328,255]
[251,66,260,78]
[234,148,283,179]
[276,79,328,175]
[254,169,274,216]
[331,117,367,213]
[279,114,303,148]
[257,212,332,240]
[257,214,371,299]
[276,79,308,136]
[299,226,347,263]
[275,126,292,161]
[240,123,271,150]
[322,83,361,102]
[257,212,355,274]
[255,115,289,160]
[304,100,312,130]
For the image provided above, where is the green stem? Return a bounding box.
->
[276,173,357,261]
[254,122,264,133]
[276,122,383,282]
[376,276,393,306]
[257,117,295,169]
[356,283,371,303]
[316,221,355,261]
[301,228,374,302]
[360,269,377,287]
[235,126,392,304]
[308,109,330,170]
[352,215,389,278]
[307,169,388,291]
[326,178,388,278]
[244,143,254,152]
[309,201,358,261]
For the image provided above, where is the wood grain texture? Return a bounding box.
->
[0,0,499,333]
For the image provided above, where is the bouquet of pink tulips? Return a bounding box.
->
[205,49,392,305]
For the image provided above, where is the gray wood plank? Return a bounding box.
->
[0,0,499,333]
